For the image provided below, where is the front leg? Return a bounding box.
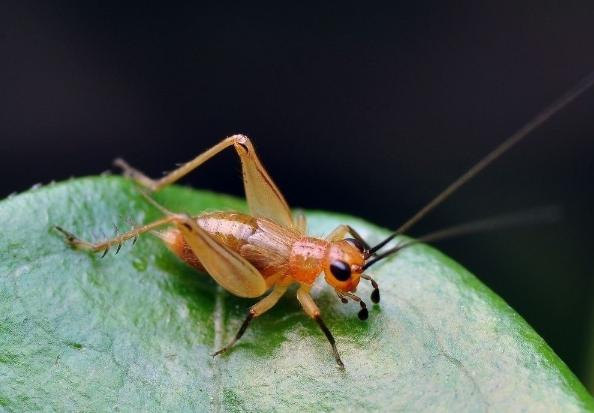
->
[326,224,371,252]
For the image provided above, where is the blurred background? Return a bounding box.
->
[1,1,593,390]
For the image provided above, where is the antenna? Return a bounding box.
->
[364,206,562,269]
[396,71,594,235]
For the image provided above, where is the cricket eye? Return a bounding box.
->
[330,260,351,281]
[345,238,365,252]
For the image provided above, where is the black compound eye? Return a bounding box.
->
[345,238,365,252]
[330,260,351,281]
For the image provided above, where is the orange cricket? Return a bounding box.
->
[56,71,594,368]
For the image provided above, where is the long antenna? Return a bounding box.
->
[395,71,594,236]
[364,206,562,269]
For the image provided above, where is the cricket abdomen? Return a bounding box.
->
[196,211,259,251]
[160,211,300,284]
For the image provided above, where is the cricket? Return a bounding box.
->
[56,72,594,368]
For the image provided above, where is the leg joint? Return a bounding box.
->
[229,134,249,145]
[230,134,252,152]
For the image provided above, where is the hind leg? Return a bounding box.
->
[115,134,294,228]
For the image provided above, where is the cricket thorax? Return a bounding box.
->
[287,237,327,285]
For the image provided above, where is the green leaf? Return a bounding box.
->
[1,176,593,412]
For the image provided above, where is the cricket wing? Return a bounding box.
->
[177,218,268,298]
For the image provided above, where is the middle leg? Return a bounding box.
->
[212,283,289,356]
[296,286,344,368]
[55,214,181,256]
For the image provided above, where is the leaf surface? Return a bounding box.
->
[1,177,592,412]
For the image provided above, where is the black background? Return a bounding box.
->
[2,2,593,388]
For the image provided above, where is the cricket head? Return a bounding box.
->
[323,239,364,292]
[323,238,380,320]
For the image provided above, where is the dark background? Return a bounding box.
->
[1,1,593,390]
